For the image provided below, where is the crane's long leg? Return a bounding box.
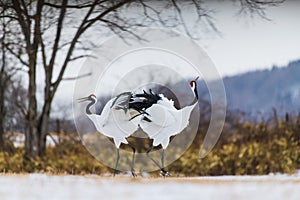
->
[146,145,162,169]
[160,149,169,177]
[161,149,165,169]
[127,143,137,177]
[113,148,120,176]
[147,146,169,177]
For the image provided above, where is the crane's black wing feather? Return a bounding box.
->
[134,89,161,103]
[109,90,161,122]
[130,89,161,111]
[129,90,163,123]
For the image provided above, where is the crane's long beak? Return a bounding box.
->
[77,96,89,103]
[194,76,199,82]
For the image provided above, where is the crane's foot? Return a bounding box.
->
[131,168,137,177]
[160,168,170,177]
[113,169,118,177]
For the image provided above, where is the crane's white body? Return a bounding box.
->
[139,94,198,149]
[86,94,141,148]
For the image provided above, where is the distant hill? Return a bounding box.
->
[222,60,300,115]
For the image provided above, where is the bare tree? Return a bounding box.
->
[0,8,22,151]
[0,13,8,151]
[0,0,284,157]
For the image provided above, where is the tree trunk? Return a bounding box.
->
[23,0,44,158]
[24,55,39,157]
[0,80,6,151]
[0,19,7,151]
[38,100,52,157]
[0,64,5,152]
[0,111,5,151]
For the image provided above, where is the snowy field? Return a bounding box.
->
[1,174,300,200]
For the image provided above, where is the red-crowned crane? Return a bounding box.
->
[78,92,143,177]
[137,77,199,176]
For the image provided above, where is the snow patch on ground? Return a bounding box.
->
[0,174,299,200]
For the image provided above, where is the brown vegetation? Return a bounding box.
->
[0,117,299,176]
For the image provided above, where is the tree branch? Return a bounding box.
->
[11,1,31,50]
[62,72,92,81]
[50,0,99,97]
[69,54,96,61]
[5,45,29,67]
[48,0,68,71]
[44,1,108,9]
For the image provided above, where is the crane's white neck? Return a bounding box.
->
[179,81,199,124]
[190,82,198,106]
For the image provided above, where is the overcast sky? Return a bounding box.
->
[201,0,300,76]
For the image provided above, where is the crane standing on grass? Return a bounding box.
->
[137,77,199,176]
[78,92,143,177]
